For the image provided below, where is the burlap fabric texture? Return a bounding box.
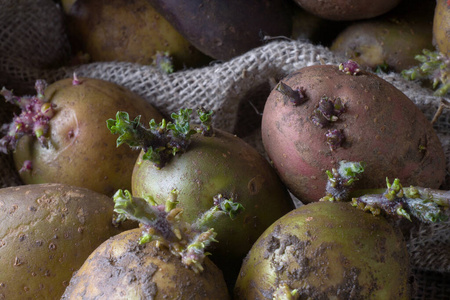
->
[1,1,450,298]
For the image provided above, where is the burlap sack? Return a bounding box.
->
[1,1,450,298]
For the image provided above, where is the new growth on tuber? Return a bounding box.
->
[107,107,213,168]
[113,188,244,274]
[0,80,55,153]
[321,160,449,224]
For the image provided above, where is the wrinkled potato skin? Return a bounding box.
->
[61,228,230,299]
[433,0,450,56]
[234,201,411,299]
[65,0,210,69]
[131,129,295,263]
[0,183,131,299]
[261,65,446,204]
[293,0,402,21]
[14,77,162,197]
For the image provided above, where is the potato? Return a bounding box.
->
[261,63,446,204]
[433,0,450,56]
[61,228,230,299]
[7,76,162,196]
[330,1,434,72]
[64,0,211,69]
[234,201,411,299]
[293,0,402,21]
[0,183,132,299]
[146,0,293,61]
[131,128,295,265]
[107,109,296,289]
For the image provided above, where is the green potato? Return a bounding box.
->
[131,129,295,265]
[234,201,411,299]
[0,183,132,299]
[105,108,296,289]
[10,77,162,196]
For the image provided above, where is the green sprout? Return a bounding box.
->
[194,194,245,229]
[319,161,448,224]
[152,51,174,74]
[321,161,365,202]
[107,108,214,168]
[112,189,220,274]
[272,283,299,300]
[197,107,214,136]
[401,49,449,96]
[351,178,449,223]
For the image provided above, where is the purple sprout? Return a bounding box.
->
[310,96,346,128]
[18,160,33,173]
[72,73,82,86]
[0,80,56,153]
[275,81,308,106]
[339,60,361,75]
[326,129,345,151]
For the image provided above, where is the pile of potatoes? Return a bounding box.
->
[0,0,449,299]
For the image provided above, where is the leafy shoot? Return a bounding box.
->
[107,108,214,168]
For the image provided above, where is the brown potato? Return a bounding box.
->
[61,228,230,299]
[12,77,162,196]
[0,183,132,299]
[433,0,450,56]
[330,1,434,72]
[64,0,211,69]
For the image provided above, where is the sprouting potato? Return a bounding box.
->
[234,201,412,299]
[1,76,162,196]
[261,61,446,204]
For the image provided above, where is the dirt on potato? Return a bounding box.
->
[61,228,230,299]
[261,64,446,204]
[0,183,133,299]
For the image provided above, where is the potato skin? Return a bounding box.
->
[0,183,130,299]
[234,201,411,299]
[330,4,434,72]
[146,0,292,61]
[65,0,210,69]
[131,129,295,265]
[61,228,230,300]
[293,0,402,21]
[14,77,162,197]
[261,64,446,204]
[433,0,450,56]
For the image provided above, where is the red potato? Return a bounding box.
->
[261,62,446,204]
[293,0,402,21]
